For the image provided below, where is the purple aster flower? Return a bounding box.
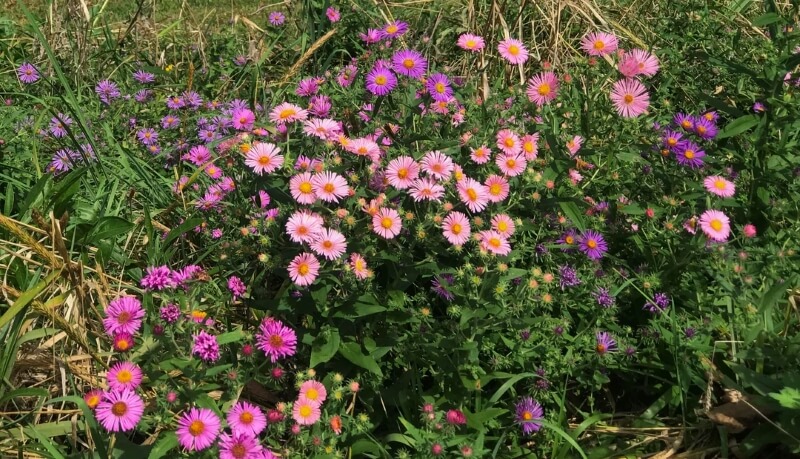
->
[166,95,185,110]
[133,70,155,84]
[673,113,695,131]
[557,229,578,252]
[593,287,615,308]
[693,117,718,140]
[95,80,121,105]
[380,21,409,39]
[431,275,455,301]
[231,108,255,131]
[136,128,158,145]
[192,330,220,362]
[198,129,219,143]
[255,317,297,363]
[295,77,319,97]
[49,113,73,138]
[161,115,180,129]
[558,265,581,289]
[579,230,608,260]
[233,55,248,66]
[426,73,453,102]
[17,62,40,84]
[134,89,153,103]
[514,397,543,435]
[684,327,696,339]
[182,91,203,109]
[160,303,181,324]
[360,28,382,44]
[48,149,74,175]
[753,101,766,113]
[595,331,617,355]
[391,49,427,79]
[268,11,285,26]
[661,129,684,151]
[644,292,670,313]
[228,276,247,299]
[674,141,705,168]
[309,95,332,117]
[140,265,177,291]
[365,66,397,96]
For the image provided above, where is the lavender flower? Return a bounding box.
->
[95,80,121,105]
[17,62,40,84]
[558,265,581,289]
[133,70,155,84]
[593,287,615,308]
[643,292,670,314]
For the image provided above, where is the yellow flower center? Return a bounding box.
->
[490,184,502,195]
[258,156,272,166]
[681,120,692,129]
[397,168,408,179]
[189,420,205,436]
[714,180,726,189]
[587,240,597,249]
[117,370,132,383]
[381,217,393,229]
[667,138,677,146]
[466,188,478,201]
[299,405,313,418]
[386,25,398,34]
[684,150,695,159]
[375,75,387,85]
[593,40,605,50]
[240,412,254,424]
[239,117,248,124]
[435,82,446,93]
[710,219,723,231]
[323,183,335,193]
[623,94,634,104]
[488,237,501,248]
[403,58,415,69]
[537,83,551,96]
[565,236,574,244]
[111,401,127,416]
[506,158,516,168]
[524,142,534,152]
[466,39,476,48]
[497,221,508,232]
[298,263,310,275]
[504,138,515,147]
[508,45,519,55]
[87,395,100,408]
[697,126,706,134]
[451,223,462,234]
[322,241,333,250]
[306,388,319,400]
[279,108,296,119]
[522,411,533,420]
[596,344,606,353]
[299,182,312,193]
[269,334,284,347]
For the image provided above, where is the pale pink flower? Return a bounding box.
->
[496,153,527,177]
[298,380,327,406]
[491,214,516,237]
[312,171,349,202]
[610,78,650,118]
[619,49,660,78]
[566,135,583,156]
[303,118,341,140]
[286,210,324,244]
[457,33,485,52]
[292,397,321,425]
[385,156,420,189]
[496,129,521,155]
[580,32,619,56]
[470,145,492,164]
[408,178,445,202]
[269,102,308,124]
[498,38,529,64]
[245,142,283,175]
[526,72,559,106]
[457,178,489,213]
[703,176,736,198]
[478,230,512,255]
[290,172,317,205]
[420,151,454,181]
[372,208,401,239]
[287,253,321,286]
[484,175,510,203]
[521,133,539,160]
[699,209,731,242]
[310,228,347,260]
[442,211,471,245]
[349,253,371,279]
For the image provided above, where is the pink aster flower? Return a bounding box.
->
[420,151,454,181]
[521,133,540,160]
[293,397,322,425]
[106,361,143,392]
[526,72,559,106]
[703,176,736,198]
[491,214,516,237]
[192,330,220,362]
[288,252,321,286]
[219,432,262,459]
[176,407,221,452]
[470,145,492,164]
[269,102,308,124]
[95,389,144,432]
[231,108,255,131]
[478,230,512,255]
[498,38,529,64]
[303,118,341,140]
[581,31,619,56]
[346,138,381,159]
[289,172,317,205]
[255,317,297,362]
[566,135,584,156]
[496,153,527,177]
[286,210,324,244]
[496,129,522,155]
[457,33,485,52]
[227,401,267,436]
[141,265,177,291]
[385,156,420,189]
[312,171,349,203]
[310,228,348,260]
[619,49,660,78]
[457,178,489,213]
[391,49,427,79]
[426,73,453,102]
[349,253,371,280]
[103,296,145,336]
[442,211,471,246]
[699,209,731,242]
[409,178,445,202]
[484,175,510,202]
[381,21,408,39]
[245,142,283,175]
[372,208,402,239]
[299,380,327,406]
[610,78,650,118]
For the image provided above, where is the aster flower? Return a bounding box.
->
[293,397,322,425]
[49,113,73,138]
[521,133,540,160]
[619,49,660,78]
[133,69,155,83]
[288,252,321,286]
[596,332,618,355]
[497,153,527,176]
[107,361,143,392]
[699,209,731,241]
[95,80,121,105]
[289,172,317,205]
[478,230,512,256]
[381,21,408,39]
[693,117,718,140]
[349,253,371,280]
[302,118,341,140]
[593,287,615,308]
[610,78,650,117]
[95,390,145,432]
[644,292,671,313]
[442,211,471,246]
[470,146,491,164]
[269,102,308,124]
[431,275,455,301]
[310,228,348,260]
[286,210,324,244]
[526,72,559,106]
[103,296,145,336]
[161,115,180,129]
[673,113,695,131]
[245,142,284,175]
[160,303,181,324]
[491,214,516,237]
[385,156,420,189]
[409,178,445,202]
[219,432,262,459]
[392,49,427,79]
[484,175,510,202]
[579,230,608,260]
[365,66,397,96]
[192,330,220,362]
[268,12,286,26]
[426,73,454,102]
[703,176,735,198]
[580,31,618,56]
[136,128,159,145]
[559,265,581,289]
[255,317,297,362]
[311,171,349,203]
[372,208,402,239]
[496,129,522,155]
[360,28,382,44]
[228,401,267,436]
[17,62,40,83]
[326,7,341,22]
[514,397,544,435]
[498,38,529,64]
[140,265,177,290]
[661,129,684,151]
[231,108,256,131]
[299,380,327,406]
[457,178,489,213]
[176,407,221,452]
[674,141,705,168]
[457,33,485,52]
[420,150,454,181]
[566,135,583,156]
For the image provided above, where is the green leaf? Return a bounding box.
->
[163,218,203,248]
[465,407,507,431]
[558,201,586,232]
[338,341,383,377]
[148,432,178,459]
[86,216,134,244]
[752,12,782,27]
[717,115,760,139]
[541,420,589,459]
[770,387,800,409]
[0,268,62,330]
[217,328,245,345]
[310,328,340,368]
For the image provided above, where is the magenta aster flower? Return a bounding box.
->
[365,66,397,96]
[426,73,453,102]
[192,330,220,362]
[103,296,145,336]
[106,361,143,391]
[133,69,155,84]
[17,62,40,84]
[268,12,285,26]
[231,108,255,131]
[456,33,485,52]
[219,432,263,459]
[693,117,718,140]
[95,80,121,105]
[526,72,559,106]
[580,31,618,56]
[595,331,617,355]
[610,78,650,118]
[381,21,409,39]
[227,401,267,436]
[579,230,608,260]
[95,389,144,432]
[498,38,529,65]
[176,407,221,452]
[703,176,735,198]
[514,397,543,435]
[140,265,177,290]
[391,49,427,79]
[255,317,297,362]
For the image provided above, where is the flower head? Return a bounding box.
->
[17,63,40,84]
[610,78,650,117]
[442,211,471,246]
[703,176,735,198]
[176,407,221,452]
[293,397,322,425]
[103,296,145,336]
[526,72,559,106]
[579,230,608,260]
[310,228,348,260]
[675,141,705,168]
[391,49,427,79]
[372,208,402,239]
[514,397,543,435]
[365,66,397,96]
[219,432,263,459]
[498,38,529,65]
[386,156,420,189]
[227,401,267,437]
[95,390,144,432]
[699,209,731,242]
[299,380,327,406]
[457,178,489,213]
[255,317,297,362]
[580,32,618,56]
[245,142,283,175]
[288,252,321,286]
[312,171,349,203]
[426,73,454,102]
[192,330,220,362]
[107,361,143,392]
[457,34,485,52]
[269,102,308,124]
[595,332,617,355]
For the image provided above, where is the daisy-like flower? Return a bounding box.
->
[84,389,103,410]
[231,108,255,131]
[610,78,650,118]
[566,135,584,156]
[457,178,489,213]
[521,133,540,160]
[515,397,544,435]
[289,172,317,205]
[219,432,263,459]
[360,28,382,44]
[312,171,349,203]
[478,230,512,256]
[579,230,608,260]
[580,31,618,56]
[693,117,718,140]
[703,176,735,198]
[17,62,40,84]
[255,317,297,362]
[103,296,145,336]
[442,211,471,246]
[372,208,402,239]
[176,407,221,452]
[285,210,324,244]
[618,49,660,78]
[349,253,371,280]
[484,175,510,203]
[496,129,522,155]
[426,73,453,102]
[346,138,381,159]
[288,252,321,286]
[132,69,155,84]
[381,21,409,39]
[106,361,143,392]
[245,142,283,175]
[303,118,341,140]
[310,228,347,260]
[661,129,684,151]
[113,333,134,352]
[497,153,527,177]
[675,141,705,168]
[365,66,397,96]
[392,49,427,79]
[699,209,731,242]
[385,156,420,189]
[192,330,220,362]
[137,128,158,145]
[269,11,286,26]
[227,401,267,436]
[596,331,618,355]
[526,72,559,106]
[95,390,145,432]
[491,214,516,237]
[420,151,454,181]
[457,33,485,52]
[299,380,327,406]
[470,145,492,164]
[497,38,529,65]
[409,178,445,202]
[674,113,695,131]
[293,397,322,425]
[269,102,308,124]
